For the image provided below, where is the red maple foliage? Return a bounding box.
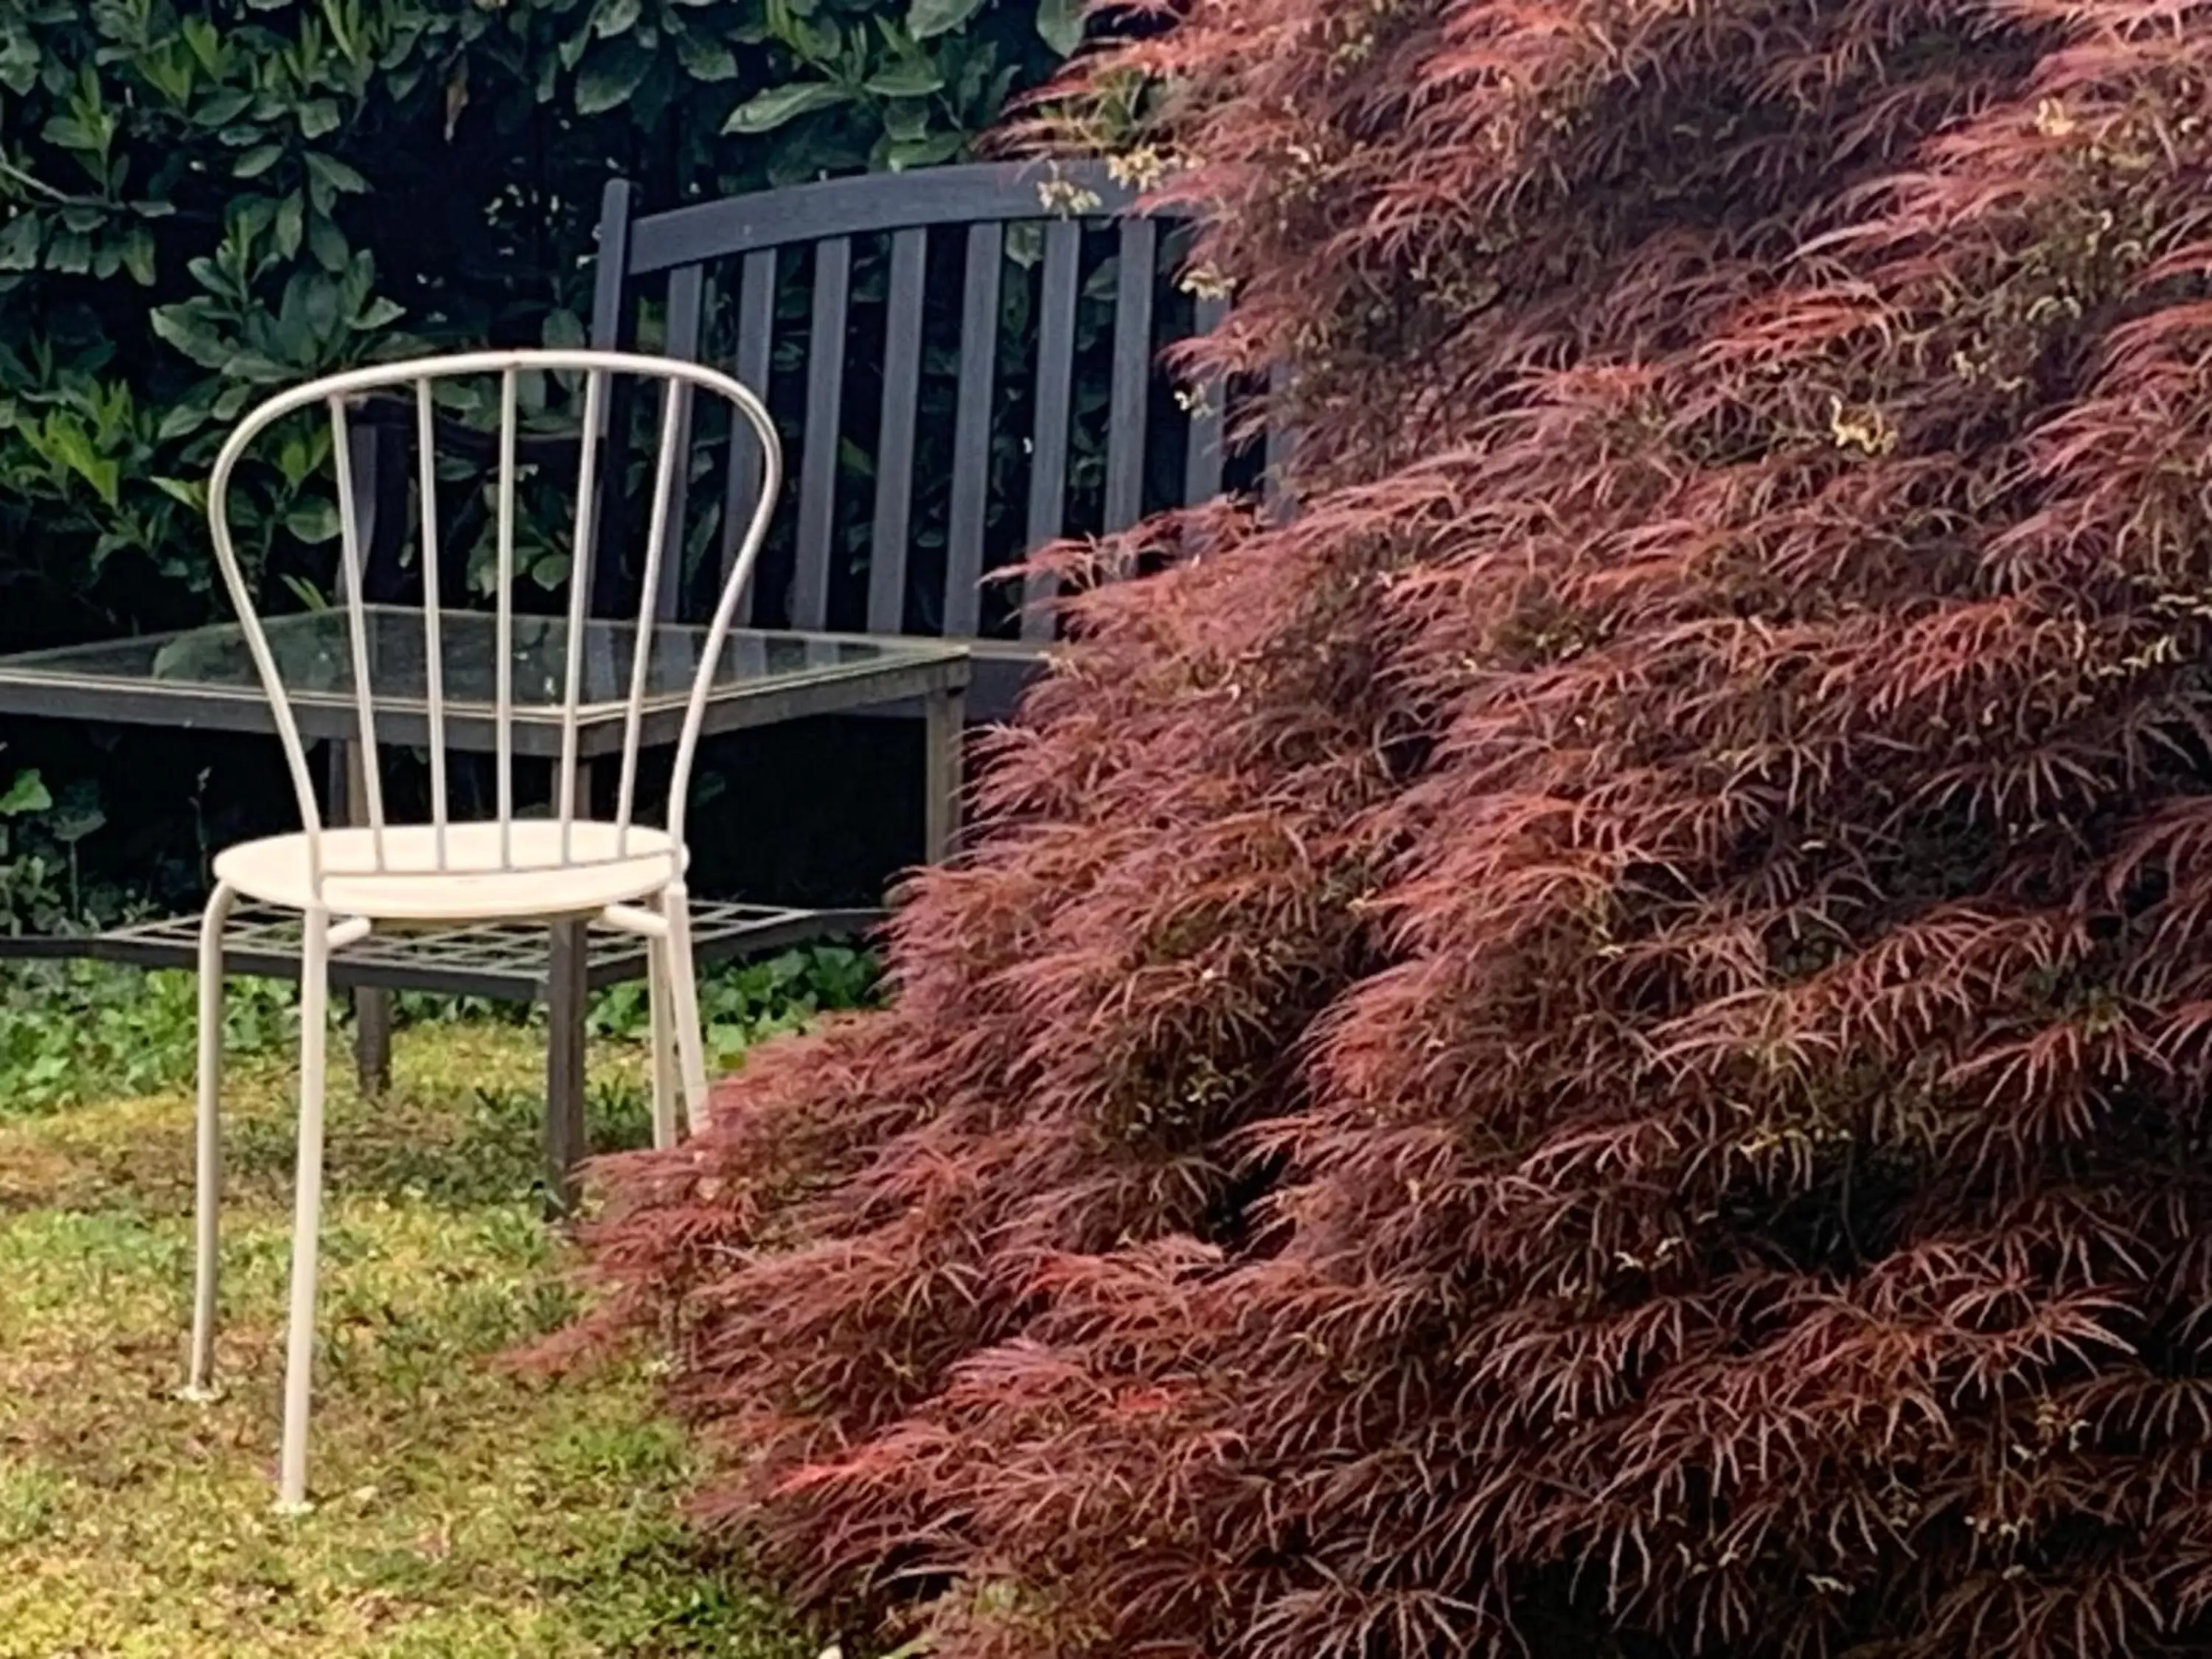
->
[561,0,2212,1652]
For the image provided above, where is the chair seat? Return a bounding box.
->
[212,821,683,923]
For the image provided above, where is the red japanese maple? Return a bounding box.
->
[565,1,2212,1652]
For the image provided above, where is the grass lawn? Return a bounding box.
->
[0,1010,808,1659]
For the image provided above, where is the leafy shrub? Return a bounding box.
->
[558,0,2212,1654]
[0,763,100,933]
[0,0,1069,644]
[0,943,874,1116]
[587,942,878,1070]
[0,959,295,1113]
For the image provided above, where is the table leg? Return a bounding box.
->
[922,684,966,864]
[543,760,594,1218]
[332,742,392,1096]
[353,984,392,1097]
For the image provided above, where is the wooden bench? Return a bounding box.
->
[582,159,1282,716]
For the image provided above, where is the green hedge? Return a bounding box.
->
[0,0,1069,647]
[0,0,1069,923]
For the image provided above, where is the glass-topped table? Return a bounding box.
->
[0,605,969,757]
[0,607,970,1210]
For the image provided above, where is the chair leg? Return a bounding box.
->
[276,908,333,1514]
[661,883,712,1135]
[645,928,679,1151]
[182,880,237,1403]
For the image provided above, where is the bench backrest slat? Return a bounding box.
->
[589,160,1281,647]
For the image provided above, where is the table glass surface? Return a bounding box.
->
[0,606,961,724]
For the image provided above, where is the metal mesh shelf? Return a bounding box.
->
[0,900,879,1001]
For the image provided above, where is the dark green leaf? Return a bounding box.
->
[228,194,278,244]
[232,143,283,178]
[307,213,348,272]
[275,429,317,486]
[864,61,944,96]
[223,351,293,384]
[0,32,36,95]
[278,573,331,611]
[576,39,653,114]
[275,192,303,258]
[0,771,52,816]
[285,499,341,543]
[198,88,251,125]
[1036,0,1084,55]
[723,80,853,133]
[49,779,105,844]
[179,16,225,72]
[41,116,101,153]
[156,402,209,442]
[886,130,964,170]
[121,225,156,285]
[953,38,1000,104]
[343,248,375,310]
[906,0,985,40]
[353,295,405,330]
[0,215,41,272]
[303,152,367,194]
[672,30,739,80]
[46,229,92,273]
[40,418,119,504]
[886,93,937,140]
[277,269,341,352]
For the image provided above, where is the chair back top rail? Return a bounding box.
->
[208,348,780,907]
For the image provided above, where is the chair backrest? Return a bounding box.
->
[588,160,1286,645]
[206,348,780,908]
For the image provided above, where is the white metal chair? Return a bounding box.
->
[179,349,781,1511]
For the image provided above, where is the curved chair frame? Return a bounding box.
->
[182,349,781,1512]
